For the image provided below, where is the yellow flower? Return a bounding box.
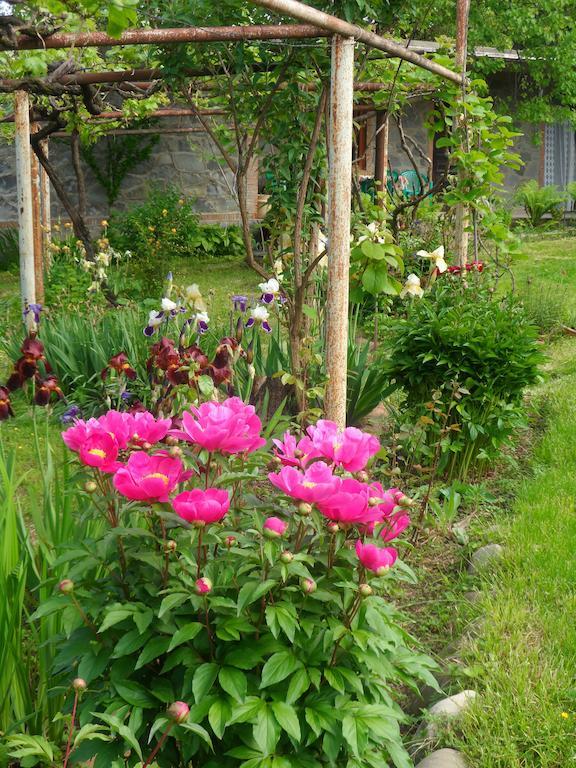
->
[178,198,184,205]
[148,226,155,232]
[561,712,569,719]
[100,219,108,228]
[64,222,72,229]
[171,228,177,234]
[162,209,168,216]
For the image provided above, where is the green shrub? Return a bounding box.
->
[108,187,245,264]
[385,281,543,479]
[0,227,19,272]
[514,181,567,227]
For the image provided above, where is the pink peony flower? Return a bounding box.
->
[195,577,212,595]
[170,397,266,454]
[306,419,380,472]
[62,417,102,452]
[63,410,172,454]
[263,516,288,538]
[379,511,411,542]
[167,701,190,724]
[268,461,337,504]
[272,431,318,468]
[172,488,230,526]
[78,431,121,473]
[355,540,397,575]
[126,411,172,447]
[113,451,190,502]
[316,478,378,525]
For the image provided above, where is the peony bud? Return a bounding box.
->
[280,550,294,564]
[327,522,340,534]
[84,480,97,494]
[165,435,179,446]
[59,579,74,594]
[355,470,369,483]
[267,457,282,471]
[263,517,288,538]
[165,539,177,553]
[167,701,190,724]
[225,535,236,548]
[359,583,373,597]
[141,441,152,451]
[169,446,183,458]
[368,497,379,507]
[72,677,87,692]
[195,577,212,595]
[300,577,317,594]
[297,502,312,517]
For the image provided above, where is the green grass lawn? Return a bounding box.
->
[434,233,576,766]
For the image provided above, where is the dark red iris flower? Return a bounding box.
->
[0,386,14,420]
[102,352,137,381]
[34,374,63,406]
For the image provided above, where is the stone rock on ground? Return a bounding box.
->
[416,748,468,767]
[424,690,477,741]
[468,543,503,573]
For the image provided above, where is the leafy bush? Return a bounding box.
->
[10,403,436,768]
[514,181,567,227]
[0,227,19,272]
[385,281,543,479]
[108,187,245,265]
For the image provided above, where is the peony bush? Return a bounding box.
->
[29,398,437,768]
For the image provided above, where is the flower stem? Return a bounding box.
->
[142,721,174,768]
[62,691,79,768]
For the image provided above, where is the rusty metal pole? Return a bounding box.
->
[14,91,36,328]
[374,111,389,204]
[30,123,44,303]
[454,0,471,267]
[40,139,52,269]
[325,35,355,428]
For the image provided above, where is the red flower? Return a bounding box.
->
[0,386,14,420]
[102,352,137,381]
[34,374,63,406]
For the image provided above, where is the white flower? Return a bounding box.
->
[273,258,284,281]
[185,283,202,301]
[367,221,379,235]
[80,259,92,272]
[195,311,210,325]
[251,305,270,322]
[96,267,107,281]
[88,281,99,293]
[400,273,424,299]
[259,278,280,295]
[417,246,448,274]
[96,251,110,266]
[148,310,164,328]
[161,297,178,312]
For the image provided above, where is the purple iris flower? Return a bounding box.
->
[262,321,272,333]
[261,293,276,304]
[144,310,165,336]
[24,303,43,324]
[60,404,81,424]
[232,295,248,312]
[197,319,209,334]
[121,391,133,402]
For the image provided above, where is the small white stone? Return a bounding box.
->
[428,690,477,718]
[416,748,468,768]
[468,543,504,573]
[424,690,477,741]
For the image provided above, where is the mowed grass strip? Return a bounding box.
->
[449,338,576,766]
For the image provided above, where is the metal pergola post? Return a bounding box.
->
[325,35,355,427]
[14,91,36,328]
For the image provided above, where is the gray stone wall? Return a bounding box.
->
[0,116,246,227]
[0,106,544,228]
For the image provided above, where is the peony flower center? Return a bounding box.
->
[88,448,107,458]
[302,481,317,488]
[144,472,170,485]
